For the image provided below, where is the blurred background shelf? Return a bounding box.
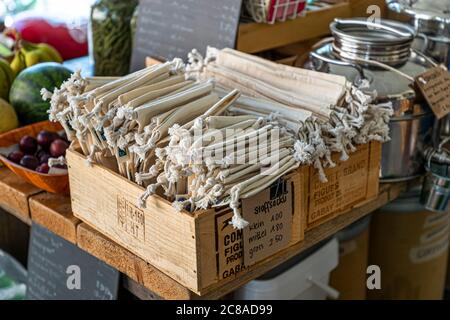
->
[237,0,387,53]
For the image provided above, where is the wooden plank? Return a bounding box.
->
[348,0,387,17]
[366,142,382,199]
[237,2,351,53]
[0,207,30,266]
[198,180,416,299]
[0,167,42,225]
[122,277,163,300]
[196,213,217,290]
[29,192,80,244]
[77,223,196,300]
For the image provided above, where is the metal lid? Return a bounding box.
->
[330,18,416,66]
[311,42,431,101]
[387,0,450,22]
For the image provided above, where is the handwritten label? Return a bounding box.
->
[415,66,450,119]
[242,179,293,266]
[117,196,145,241]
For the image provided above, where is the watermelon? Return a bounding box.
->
[9,62,72,125]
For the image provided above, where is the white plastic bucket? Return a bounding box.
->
[234,238,339,300]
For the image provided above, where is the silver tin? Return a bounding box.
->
[387,0,450,67]
[387,0,450,139]
[308,18,436,182]
[421,144,450,212]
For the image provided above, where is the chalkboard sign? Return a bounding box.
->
[130,0,243,71]
[26,223,119,300]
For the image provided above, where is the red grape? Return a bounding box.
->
[19,136,38,155]
[36,163,50,174]
[39,153,51,165]
[7,151,24,164]
[37,130,58,149]
[20,155,40,170]
[50,139,69,157]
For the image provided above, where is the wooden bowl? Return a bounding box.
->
[0,120,70,194]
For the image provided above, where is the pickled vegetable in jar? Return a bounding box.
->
[89,0,138,76]
[131,5,139,45]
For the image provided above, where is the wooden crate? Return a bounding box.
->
[300,141,381,230]
[66,149,304,295]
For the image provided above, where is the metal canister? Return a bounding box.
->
[421,140,450,212]
[308,18,436,182]
[369,190,449,300]
[387,0,450,68]
[387,0,450,138]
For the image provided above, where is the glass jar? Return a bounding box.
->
[130,5,139,50]
[89,0,138,76]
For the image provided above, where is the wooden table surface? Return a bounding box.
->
[0,166,418,299]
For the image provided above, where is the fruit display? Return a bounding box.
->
[0,30,66,135]
[9,62,72,125]
[0,59,15,100]
[9,40,64,77]
[11,14,88,61]
[0,120,69,193]
[0,98,19,134]
[4,129,68,175]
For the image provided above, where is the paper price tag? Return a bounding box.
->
[242,179,293,266]
[415,66,450,119]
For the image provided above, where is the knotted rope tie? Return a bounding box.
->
[48,156,67,168]
[137,183,160,209]
[195,184,224,210]
[172,198,192,212]
[86,144,100,167]
[293,140,314,164]
[229,190,249,230]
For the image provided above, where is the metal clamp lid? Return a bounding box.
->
[329,18,416,66]
[332,18,416,41]
[309,38,415,84]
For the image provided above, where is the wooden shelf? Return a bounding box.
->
[236,0,387,53]
[29,192,80,244]
[0,164,418,299]
[0,167,42,225]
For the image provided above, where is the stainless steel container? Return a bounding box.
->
[387,0,450,68]
[387,0,450,138]
[308,18,436,182]
[421,142,450,212]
